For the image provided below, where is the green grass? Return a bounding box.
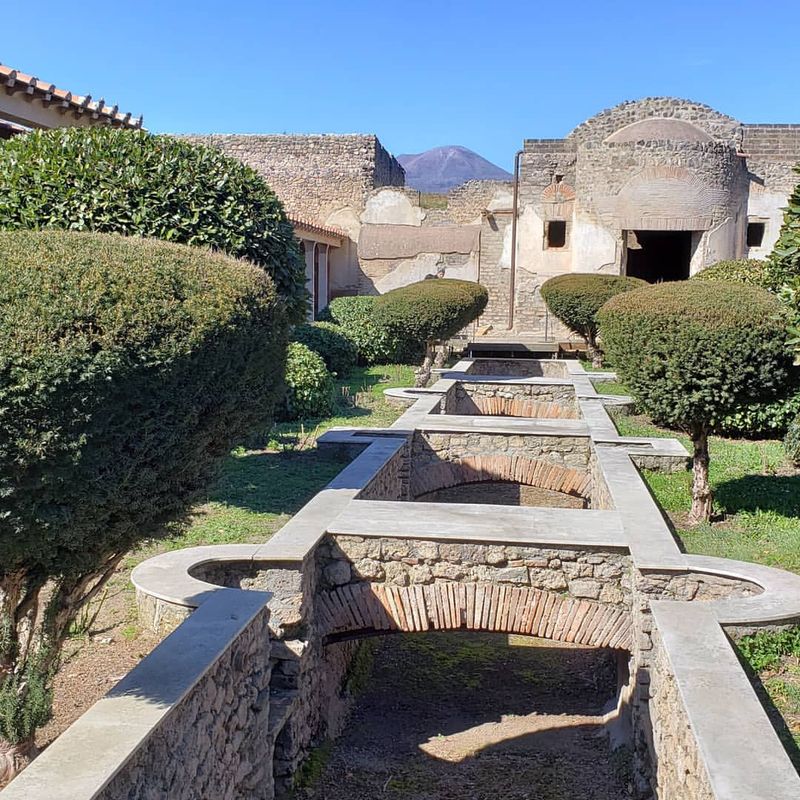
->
[131,364,415,563]
[592,379,629,396]
[419,192,448,210]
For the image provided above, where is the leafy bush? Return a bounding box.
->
[599,281,790,522]
[767,165,800,289]
[291,321,357,377]
[0,229,288,762]
[738,627,800,672]
[692,259,769,287]
[540,273,647,366]
[373,279,488,386]
[717,370,800,438]
[280,342,335,420]
[0,127,306,320]
[320,296,406,365]
[785,416,800,466]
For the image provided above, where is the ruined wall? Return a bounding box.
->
[447,179,514,223]
[177,133,403,222]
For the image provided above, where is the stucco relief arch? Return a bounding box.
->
[596,165,727,231]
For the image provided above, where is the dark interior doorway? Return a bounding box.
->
[625,230,692,282]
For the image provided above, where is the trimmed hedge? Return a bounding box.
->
[373,279,488,347]
[291,321,357,377]
[785,416,800,466]
[598,281,790,429]
[717,374,800,438]
[0,127,306,320]
[599,280,790,521]
[540,274,647,363]
[320,296,406,365]
[279,342,335,421]
[692,259,769,287]
[0,229,288,744]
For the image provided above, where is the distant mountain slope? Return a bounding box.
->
[397,145,512,193]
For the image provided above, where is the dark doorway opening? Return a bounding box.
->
[625,230,692,282]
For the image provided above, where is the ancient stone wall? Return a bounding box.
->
[177,134,403,222]
[446,381,578,417]
[447,179,514,223]
[646,627,716,800]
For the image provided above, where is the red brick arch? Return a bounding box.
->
[411,455,591,500]
[318,582,630,650]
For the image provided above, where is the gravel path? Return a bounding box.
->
[301,632,630,800]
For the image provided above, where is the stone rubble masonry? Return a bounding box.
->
[445,381,578,417]
[648,627,716,800]
[177,133,403,222]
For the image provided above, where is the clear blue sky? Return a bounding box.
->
[4,0,800,170]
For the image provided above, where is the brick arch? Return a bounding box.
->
[318,582,631,650]
[468,395,577,419]
[411,455,591,500]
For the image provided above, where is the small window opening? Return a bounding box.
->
[546,220,567,249]
[747,222,765,248]
[554,174,564,184]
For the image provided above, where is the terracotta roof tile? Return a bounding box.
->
[288,215,346,243]
[0,63,143,129]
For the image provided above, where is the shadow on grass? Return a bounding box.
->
[716,475,800,518]
[210,448,351,516]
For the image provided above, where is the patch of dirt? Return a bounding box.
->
[36,570,163,749]
[302,632,630,800]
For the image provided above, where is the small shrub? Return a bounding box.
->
[692,259,769,287]
[0,127,306,319]
[280,342,335,420]
[599,280,790,522]
[738,627,800,672]
[0,229,288,764]
[320,296,405,365]
[373,279,488,386]
[785,417,800,466]
[540,273,647,367]
[291,321,357,377]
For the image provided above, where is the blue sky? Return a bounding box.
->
[3,0,800,170]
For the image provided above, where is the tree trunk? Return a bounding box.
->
[0,737,36,786]
[415,341,436,388]
[587,334,603,369]
[432,344,450,371]
[689,423,713,524]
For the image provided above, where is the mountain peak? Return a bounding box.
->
[397,146,512,193]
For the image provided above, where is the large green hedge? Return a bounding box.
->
[320,295,407,365]
[291,321,357,377]
[692,259,769,287]
[0,229,288,752]
[540,273,647,366]
[0,127,306,319]
[599,281,790,522]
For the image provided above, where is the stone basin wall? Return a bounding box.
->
[465,358,569,377]
[442,381,579,418]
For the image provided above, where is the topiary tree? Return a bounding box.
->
[278,342,336,421]
[767,166,800,290]
[599,281,790,523]
[784,416,800,466]
[319,296,406,365]
[0,127,306,320]
[373,279,488,387]
[0,229,288,778]
[540,274,647,367]
[692,259,769,287]
[291,321,357,377]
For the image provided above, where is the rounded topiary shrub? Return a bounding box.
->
[785,416,800,466]
[692,259,769,287]
[540,273,647,367]
[373,279,488,386]
[280,342,336,420]
[320,295,404,365]
[717,369,800,438]
[0,229,288,764]
[0,127,306,319]
[599,281,790,522]
[291,321,357,377]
